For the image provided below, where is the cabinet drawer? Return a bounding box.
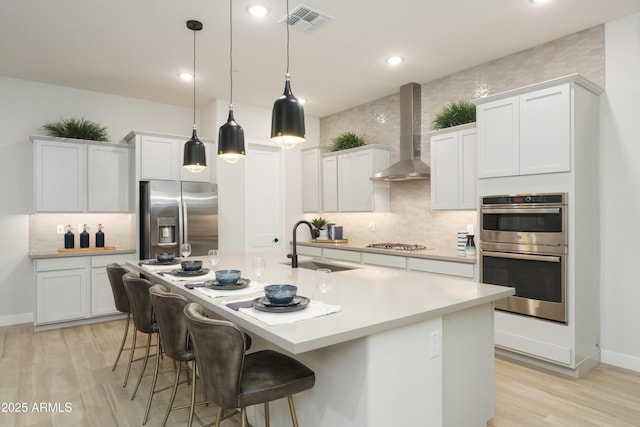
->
[296,245,322,257]
[36,257,88,272]
[407,257,474,278]
[91,253,135,268]
[323,248,361,262]
[362,252,407,269]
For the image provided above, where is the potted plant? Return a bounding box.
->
[311,217,328,239]
[41,117,109,141]
[331,132,366,151]
[432,100,476,130]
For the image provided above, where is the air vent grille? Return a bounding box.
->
[279,4,333,33]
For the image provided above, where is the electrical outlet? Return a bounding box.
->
[428,331,440,358]
[78,223,84,233]
[56,224,64,234]
[369,222,376,232]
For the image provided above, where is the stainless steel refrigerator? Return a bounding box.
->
[140,180,218,259]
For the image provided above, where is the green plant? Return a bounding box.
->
[432,100,476,129]
[311,217,327,229]
[331,131,366,151]
[42,117,109,141]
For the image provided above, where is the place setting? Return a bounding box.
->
[188,254,265,298]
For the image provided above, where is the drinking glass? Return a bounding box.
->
[180,243,192,259]
[208,249,219,267]
[252,256,266,282]
[316,268,333,294]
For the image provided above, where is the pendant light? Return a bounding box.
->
[183,19,207,173]
[217,0,246,164]
[270,0,306,149]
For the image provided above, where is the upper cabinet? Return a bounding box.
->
[126,131,216,183]
[33,137,131,213]
[322,154,338,212]
[430,124,476,210]
[475,75,599,178]
[301,146,330,212]
[327,145,390,212]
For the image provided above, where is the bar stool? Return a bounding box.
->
[106,263,136,386]
[122,272,160,400]
[148,284,200,427]
[183,302,315,427]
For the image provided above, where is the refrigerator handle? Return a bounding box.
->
[181,199,188,243]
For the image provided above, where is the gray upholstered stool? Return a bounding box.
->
[184,302,315,427]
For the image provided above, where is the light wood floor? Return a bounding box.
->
[1,320,640,427]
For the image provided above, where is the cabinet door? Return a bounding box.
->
[476,96,519,178]
[431,132,460,210]
[36,268,89,324]
[337,153,357,211]
[302,149,321,212]
[140,135,180,181]
[519,84,571,175]
[354,150,375,211]
[34,140,86,212]
[180,141,214,183]
[90,267,118,316]
[459,129,477,209]
[87,145,131,212]
[322,155,338,212]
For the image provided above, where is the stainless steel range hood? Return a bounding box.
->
[371,82,429,181]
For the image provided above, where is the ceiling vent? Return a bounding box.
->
[279,5,333,33]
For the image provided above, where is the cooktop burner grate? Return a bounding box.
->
[366,243,427,251]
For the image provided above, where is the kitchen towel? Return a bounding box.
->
[228,300,341,326]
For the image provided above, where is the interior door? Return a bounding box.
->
[245,143,283,253]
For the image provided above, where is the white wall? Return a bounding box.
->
[600,13,640,371]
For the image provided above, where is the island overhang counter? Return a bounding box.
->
[126,252,513,427]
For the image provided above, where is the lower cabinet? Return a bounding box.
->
[34,253,131,329]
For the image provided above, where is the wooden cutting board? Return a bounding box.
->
[57,246,116,253]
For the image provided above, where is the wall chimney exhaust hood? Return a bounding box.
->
[371,82,429,181]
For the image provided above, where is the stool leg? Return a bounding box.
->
[112,314,130,371]
[160,360,182,427]
[287,396,299,427]
[131,332,152,399]
[143,335,163,424]
[215,406,224,427]
[123,328,138,387]
[241,407,248,427]
[187,361,197,427]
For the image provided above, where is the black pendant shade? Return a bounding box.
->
[183,127,207,173]
[271,75,306,149]
[218,107,245,164]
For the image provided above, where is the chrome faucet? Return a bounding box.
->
[289,220,319,268]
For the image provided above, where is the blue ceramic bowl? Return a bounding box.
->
[215,269,241,285]
[156,252,175,262]
[181,260,203,271]
[264,284,298,305]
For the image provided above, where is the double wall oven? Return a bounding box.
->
[480,193,568,324]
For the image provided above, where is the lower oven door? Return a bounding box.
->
[480,243,567,324]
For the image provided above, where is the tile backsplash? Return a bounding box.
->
[29,213,136,254]
[317,25,604,251]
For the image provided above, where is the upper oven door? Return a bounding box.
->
[480,205,567,246]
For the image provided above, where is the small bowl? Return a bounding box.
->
[215,269,241,285]
[264,284,298,305]
[156,252,175,262]
[181,260,203,271]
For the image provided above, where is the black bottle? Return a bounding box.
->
[96,224,105,248]
[80,224,90,248]
[64,225,74,249]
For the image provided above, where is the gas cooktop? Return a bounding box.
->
[366,243,427,251]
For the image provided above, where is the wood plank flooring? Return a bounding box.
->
[1,319,640,426]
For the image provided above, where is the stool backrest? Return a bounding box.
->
[106,263,130,313]
[122,273,155,333]
[149,284,192,362]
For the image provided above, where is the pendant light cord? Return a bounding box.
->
[192,27,197,126]
[229,0,233,106]
[286,0,290,74]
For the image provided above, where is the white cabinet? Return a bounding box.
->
[322,145,389,212]
[33,137,131,212]
[34,253,131,330]
[127,131,216,183]
[301,147,329,212]
[430,124,476,210]
[322,155,338,212]
[476,82,571,178]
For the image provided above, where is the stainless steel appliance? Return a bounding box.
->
[479,193,568,323]
[140,180,218,259]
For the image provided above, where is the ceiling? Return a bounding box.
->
[1,0,639,118]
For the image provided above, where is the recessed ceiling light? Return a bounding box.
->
[178,72,193,81]
[248,5,269,17]
[386,56,403,66]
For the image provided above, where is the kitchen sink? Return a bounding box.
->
[282,261,358,272]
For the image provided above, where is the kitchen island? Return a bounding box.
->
[127,252,513,427]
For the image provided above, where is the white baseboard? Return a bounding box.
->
[0,312,33,327]
[601,349,640,373]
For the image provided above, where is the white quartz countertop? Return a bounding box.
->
[127,252,511,354]
[30,248,136,259]
[294,240,476,264]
